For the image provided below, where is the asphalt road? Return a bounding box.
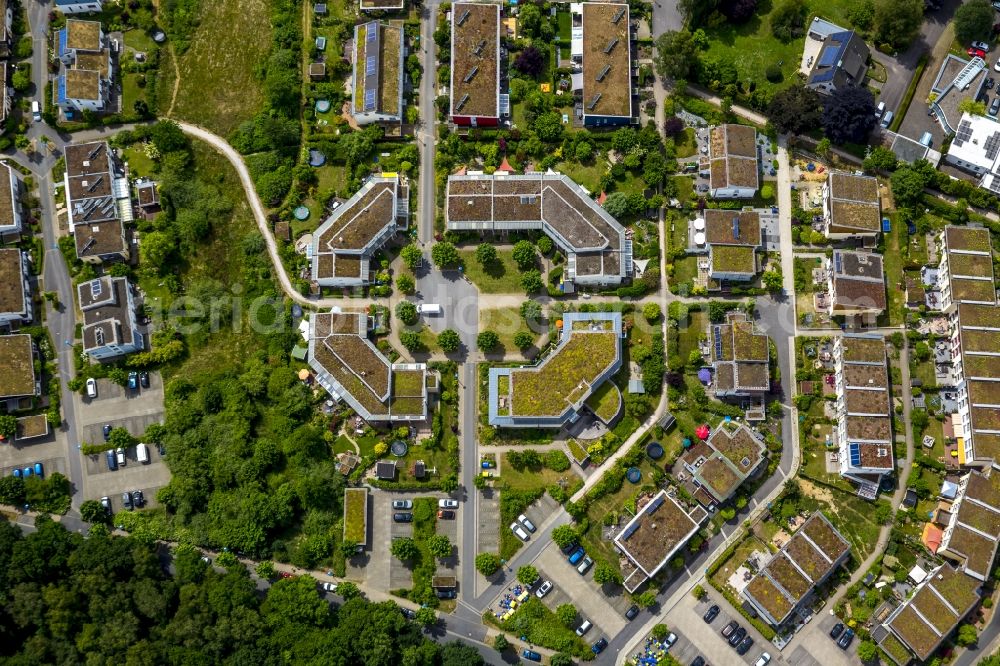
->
[650,0,683,38]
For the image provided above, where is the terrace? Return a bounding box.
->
[450,2,499,119]
[0,334,34,398]
[581,2,631,119]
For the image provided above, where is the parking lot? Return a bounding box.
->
[784,609,857,666]
[75,375,170,509]
[664,592,778,666]
[477,486,500,553]
[0,426,69,486]
[369,489,457,592]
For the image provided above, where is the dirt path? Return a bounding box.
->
[797,477,835,507]
[165,43,182,117]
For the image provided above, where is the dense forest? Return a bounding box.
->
[0,517,484,665]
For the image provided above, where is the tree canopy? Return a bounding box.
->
[654,30,699,81]
[767,84,821,135]
[822,87,878,144]
[955,0,994,44]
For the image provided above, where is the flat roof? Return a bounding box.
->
[827,171,881,233]
[0,163,16,231]
[0,333,35,398]
[353,22,403,117]
[0,248,26,317]
[64,69,101,102]
[79,277,136,351]
[65,19,101,52]
[581,3,631,119]
[887,565,980,661]
[831,250,886,311]
[839,335,885,363]
[945,225,992,254]
[709,125,759,191]
[710,245,756,275]
[450,2,499,119]
[75,219,126,259]
[687,423,765,501]
[703,209,761,246]
[709,311,770,392]
[613,490,702,577]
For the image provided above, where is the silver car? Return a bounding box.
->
[535,580,553,598]
[392,499,413,510]
[518,514,537,533]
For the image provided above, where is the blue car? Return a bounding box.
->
[521,649,542,662]
[128,372,138,390]
[568,546,586,565]
[22,467,32,478]
[106,450,118,471]
[33,463,43,478]
[12,468,20,478]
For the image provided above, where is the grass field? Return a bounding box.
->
[675,128,698,158]
[499,453,582,492]
[122,144,156,179]
[168,0,273,135]
[673,255,698,290]
[556,158,607,193]
[677,311,708,362]
[479,307,543,357]
[459,249,528,294]
[883,213,906,326]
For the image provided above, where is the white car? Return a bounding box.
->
[755,653,771,666]
[86,377,98,398]
[321,582,339,593]
[995,59,1000,72]
[517,514,537,533]
[392,499,413,510]
[510,522,530,541]
[438,499,459,509]
[535,580,553,598]
[973,41,991,52]
[664,633,677,648]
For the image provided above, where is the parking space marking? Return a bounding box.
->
[535,543,626,638]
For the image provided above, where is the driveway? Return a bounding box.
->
[534,544,627,639]
[666,593,778,666]
[651,0,683,38]
[785,610,857,666]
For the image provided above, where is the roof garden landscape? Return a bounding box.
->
[343,487,368,545]
[960,303,1000,329]
[66,19,101,51]
[947,252,993,278]
[0,248,25,315]
[584,380,621,423]
[801,513,850,560]
[450,2,499,118]
[697,457,740,497]
[711,425,764,471]
[510,331,617,416]
[830,201,881,232]
[951,278,997,303]
[0,165,15,230]
[581,2,631,119]
[888,566,980,661]
[784,533,829,581]
[704,209,761,246]
[840,336,886,363]
[15,414,48,440]
[65,69,101,101]
[830,172,879,202]
[0,334,35,398]
[946,225,992,253]
[766,554,811,599]
[711,245,755,274]
[744,576,793,622]
[732,321,768,360]
[614,491,701,576]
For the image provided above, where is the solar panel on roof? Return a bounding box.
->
[596,64,611,82]
[986,132,1000,160]
[364,88,376,111]
[849,443,861,467]
[604,38,618,54]
[620,523,639,540]
[732,216,740,240]
[646,495,665,513]
[366,55,377,76]
[612,6,626,23]
[90,280,101,298]
[366,22,377,41]
[713,326,723,358]
[955,120,973,146]
[587,93,602,110]
[464,65,479,83]
[457,8,470,25]
[818,45,840,68]
[834,252,843,274]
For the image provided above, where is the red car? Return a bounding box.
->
[279,571,293,579]
[969,47,987,59]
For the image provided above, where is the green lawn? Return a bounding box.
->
[556,11,571,40]
[675,128,698,158]
[672,175,695,205]
[910,358,936,388]
[673,255,698,291]
[883,213,906,326]
[556,158,607,193]
[612,170,648,196]
[479,307,537,356]
[459,249,528,294]
[122,144,156,179]
[677,311,708,362]
[121,72,147,117]
[168,0,273,135]
[499,453,582,492]
[493,597,590,657]
[585,381,621,423]
[123,29,156,54]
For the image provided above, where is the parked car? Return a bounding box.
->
[736,635,754,655]
[575,619,592,636]
[837,628,855,649]
[625,605,640,621]
[568,546,586,565]
[128,372,139,390]
[122,492,133,510]
[517,514,536,533]
[559,540,578,555]
[22,467,31,478]
[721,621,738,638]
[100,496,111,515]
[703,604,720,623]
[993,0,1000,10]
[438,499,459,509]
[830,623,845,639]
[880,110,894,128]
[106,450,117,471]
[755,652,772,666]
[132,490,144,508]
[988,77,996,90]
[139,371,150,388]
[12,468,20,478]
[535,580,553,598]
[437,509,455,519]
[995,58,1000,72]
[691,658,705,666]
[33,463,43,478]
[321,582,338,593]
[577,556,594,575]
[116,448,126,467]
[392,512,413,523]
[86,378,98,398]
[972,40,991,52]
[521,649,542,662]
[729,626,746,647]
[400,607,417,620]
[664,633,677,648]
[990,97,1000,117]
[510,522,530,541]
[392,499,413,510]
[103,424,112,441]
[591,638,608,654]
[969,47,987,58]
[875,101,886,117]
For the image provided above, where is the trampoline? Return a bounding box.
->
[390,440,409,457]
[315,99,332,113]
[646,442,664,460]
[309,149,326,167]
[626,467,642,484]
[293,206,310,221]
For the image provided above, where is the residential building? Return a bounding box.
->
[64,141,131,263]
[311,175,408,288]
[877,564,981,664]
[826,250,886,317]
[805,28,870,95]
[77,276,144,361]
[0,162,23,242]
[571,2,633,127]
[55,0,104,14]
[308,311,427,422]
[613,489,708,592]
[930,56,988,136]
[351,21,404,126]
[55,20,113,114]
[702,209,762,282]
[449,2,502,127]
[135,180,159,212]
[0,248,32,328]
[446,172,632,287]
[0,333,38,404]
[678,422,766,508]
[936,470,1000,581]
[706,124,759,199]
[935,227,1000,466]
[823,171,881,238]
[742,513,851,627]
[488,312,623,428]
[707,311,770,398]
[833,334,893,499]
[942,113,1000,192]
[0,62,11,132]
[0,1,11,60]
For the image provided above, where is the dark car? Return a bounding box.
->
[106,450,117,471]
[522,649,542,662]
[140,371,150,388]
[729,626,746,647]
[991,96,1000,117]
[721,620,738,638]
[625,605,640,621]
[122,492,133,510]
[438,509,456,519]
[560,540,579,556]
[392,512,413,523]
[837,628,855,650]
[128,372,138,390]
[703,604,720,623]
[736,636,754,655]
[692,658,705,666]
[830,623,845,639]
[103,424,112,441]
[100,496,112,515]
[132,490,145,508]
[591,638,608,654]
[400,608,417,620]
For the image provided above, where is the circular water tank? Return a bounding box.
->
[693,217,705,231]
[293,206,310,221]
[694,231,706,246]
